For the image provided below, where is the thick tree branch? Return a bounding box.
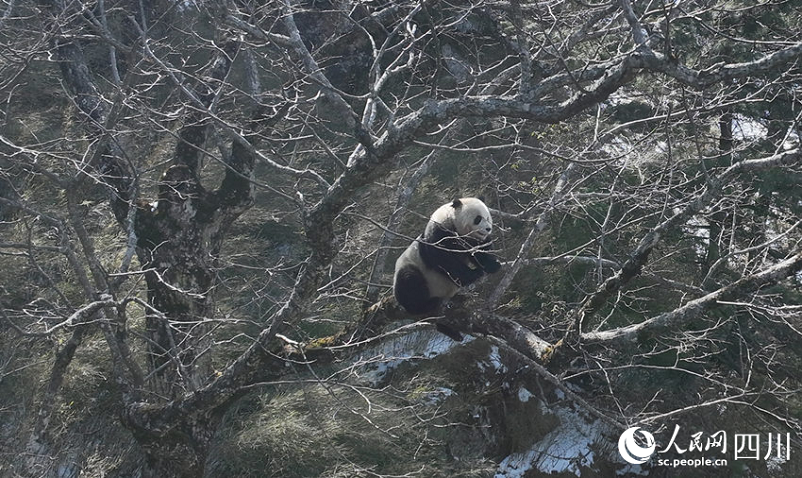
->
[172,38,241,175]
[552,148,801,350]
[582,250,802,343]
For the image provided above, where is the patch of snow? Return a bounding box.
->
[782,131,799,150]
[356,329,473,385]
[601,136,631,158]
[488,346,506,372]
[479,345,508,374]
[767,454,787,474]
[732,114,768,141]
[495,403,614,477]
[419,387,455,406]
[518,387,534,403]
[495,450,537,478]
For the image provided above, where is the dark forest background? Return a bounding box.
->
[1,0,801,476]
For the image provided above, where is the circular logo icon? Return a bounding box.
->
[618,427,656,464]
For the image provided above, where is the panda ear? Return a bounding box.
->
[451,199,462,208]
[477,195,486,202]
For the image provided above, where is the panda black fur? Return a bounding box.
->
[393,198,502,315]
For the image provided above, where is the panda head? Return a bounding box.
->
[449,197,493,241]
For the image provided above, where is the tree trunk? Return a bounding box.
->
[705,109,734,270]
[41,0,251,461]
[128,409,223,478]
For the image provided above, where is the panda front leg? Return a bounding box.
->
[439,252,487,286]
[423,235,489,285]
[473,250,502,274]
[393,265,442,315]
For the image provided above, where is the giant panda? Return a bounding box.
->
[393,197,502,315]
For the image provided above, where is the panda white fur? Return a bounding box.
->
[393,197,502,314]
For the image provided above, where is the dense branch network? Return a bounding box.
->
[1,0,801,474]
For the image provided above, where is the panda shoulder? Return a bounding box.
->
[430,202,456,223]
[425,201,456,237]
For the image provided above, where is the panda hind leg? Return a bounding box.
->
[394,265,441,315]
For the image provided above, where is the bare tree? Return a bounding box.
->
[1,0,801,476]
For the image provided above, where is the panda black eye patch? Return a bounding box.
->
[473,215,482,225]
